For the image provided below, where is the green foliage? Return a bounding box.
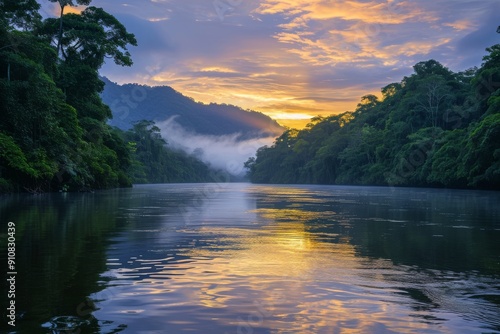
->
[47,0,92,8]
[39,6,137,68]
[1,2,220,193]
[460,113,500,188]
[0,1,139,192]
[0,132,37,178]
[124,121,217,184]
[0,0,41,30]
[246,48,500,190]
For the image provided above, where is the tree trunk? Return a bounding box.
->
[57,4,66,58]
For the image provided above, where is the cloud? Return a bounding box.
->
[68,0,500,129]
[444,19,476,31]
[156,117,276,176]
[259,103,325,113]
[255,0,436,25]
[293,96,356,103]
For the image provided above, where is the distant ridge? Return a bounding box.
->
[100,77,284,137]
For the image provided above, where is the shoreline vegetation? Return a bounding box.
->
[245,46,500,190]
[0,1,220,194]
[1,2,499,193]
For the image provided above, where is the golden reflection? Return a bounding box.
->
[251,208,330,221]
[164,219,433,333]
[88,184,497,333]
[144,201,430,332]
[95,203,449,333]
[166,206,361,318]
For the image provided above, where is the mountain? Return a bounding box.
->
[100,77,284,137]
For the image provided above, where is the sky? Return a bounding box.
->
[40,0,500,128]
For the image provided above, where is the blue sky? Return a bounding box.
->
[40,0,500,127]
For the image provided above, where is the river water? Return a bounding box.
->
[1,183,499,333]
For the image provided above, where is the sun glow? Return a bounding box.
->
[50,4,86,15]
[267,112,313,120]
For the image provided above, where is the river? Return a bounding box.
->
[1,183,499,333]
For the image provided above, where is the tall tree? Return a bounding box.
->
[47,0,92,57]
[40,6,137,69]
[38,6,137,122]
[1,0,141,192]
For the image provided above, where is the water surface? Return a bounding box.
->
[1,183,499,333]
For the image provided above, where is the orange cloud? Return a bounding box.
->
[102,0,493,130]
[255,0,437,24]
[252,1,459,71]
[444,19,475,31]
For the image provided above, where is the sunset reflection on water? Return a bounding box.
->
[86,184,500,333]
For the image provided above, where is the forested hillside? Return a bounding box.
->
[101,77,284,137]
[246,47,500,189]
[0,0,218,193]
[123,120,219,184]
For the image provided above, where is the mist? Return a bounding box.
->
[156,117,277,177]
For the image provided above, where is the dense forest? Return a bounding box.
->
[123,120,218,184]
[2,1,499,192]
[245,44,500,189]
[0,0,217,193]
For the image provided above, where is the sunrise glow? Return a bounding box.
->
[42,0,499,129]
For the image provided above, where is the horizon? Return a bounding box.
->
[38,0,500,128]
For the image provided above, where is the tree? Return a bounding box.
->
[459,114,500,188]
[472,44,500,116]
[47,0,92,57]
[412,59,454,80]
[428,129,467,187]
[414,75,453,128]
[39,6,137,69]
[0,0,41,31]
[1,1,137,192]
[245,49,500,190]
[123,120,216,184]
[0,132,38,191]
[355,94,379,113]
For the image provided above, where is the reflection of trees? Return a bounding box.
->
[348,199,498,275]
[347,217,500,275]
[0,192,128,333]
[254,188,500,275]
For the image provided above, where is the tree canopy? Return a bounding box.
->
[245,53,500,190]
[0,1,214,193]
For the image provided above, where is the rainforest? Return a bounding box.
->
[1,0,500,192]
[245,51,500,189]
[0,0,218,193]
